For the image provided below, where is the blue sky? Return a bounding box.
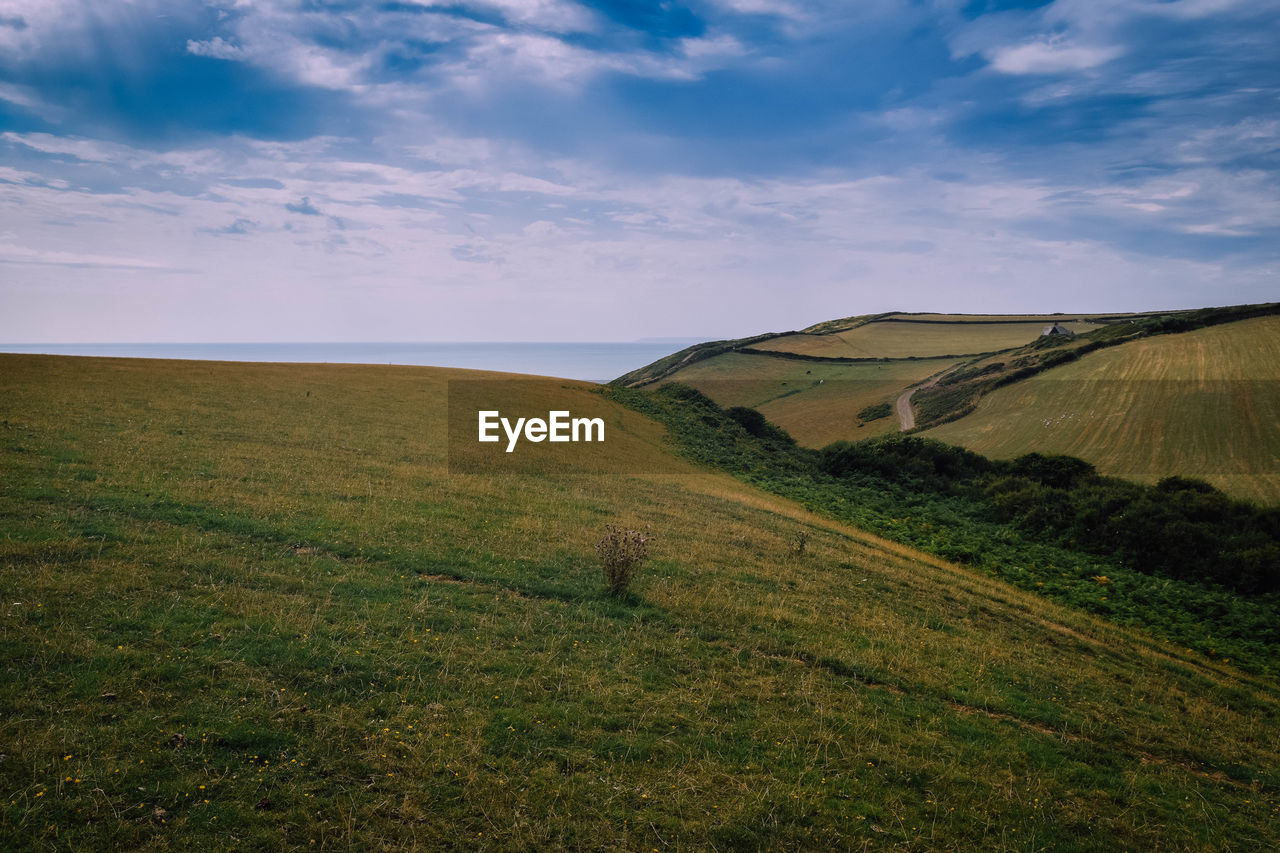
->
[1,0,1277,342]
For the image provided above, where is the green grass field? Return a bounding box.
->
[925,316,1280,505]
[3,354,1280,850]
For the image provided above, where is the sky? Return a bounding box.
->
[0,0,1277,343]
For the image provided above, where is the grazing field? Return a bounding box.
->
[753,318,1102,360]
[660,352,955,444]
[3,354,1280,850]
[925,316,1280,505]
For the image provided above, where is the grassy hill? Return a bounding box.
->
[924,315,1280,505]
[615,312,1149,389]
[620,305,1279,504]
[611,312,1070,446]
[752,317,1104,360]
[3,354,1280,850]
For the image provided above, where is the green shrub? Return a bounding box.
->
[856,402,892,422]
[1008,453,1096,488]
[726,406,797,444]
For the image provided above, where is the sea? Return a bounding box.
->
[0,341,702,384]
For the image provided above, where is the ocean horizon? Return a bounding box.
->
[0,341,701,384]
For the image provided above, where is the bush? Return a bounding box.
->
[820,435,994,491]
[595,525,653,597]
[856,402,893,422]
[1008,453,1096,489]
[726,406,798,445]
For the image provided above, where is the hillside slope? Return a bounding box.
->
[2,354,1279,850]
[624,313,1176,449]
[652,351,953,446]
[753,317,1104,359]
[622,305,1279,503]
[924,315,1280,504]
[615,312,1154,389]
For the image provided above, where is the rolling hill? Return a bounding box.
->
[614,312,1169,451]
[751,316,1104,360]
[621,304,1279,504]
[3,353,1279,850]
[924,314,1280,505]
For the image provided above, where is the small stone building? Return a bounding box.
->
[1041,323,1074,337]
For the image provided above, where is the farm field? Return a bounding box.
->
[3,354,1279,850]
[925,315,1280,504]
[627,312,1164,449]
[660,352,955,444]
[804,313,1153,332]
[754,318,1102,359]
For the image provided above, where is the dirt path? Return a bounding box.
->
[896,372,946,431]
[895,387,917,431]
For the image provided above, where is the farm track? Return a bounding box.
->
[897,371,946,431]
[896,386,915,430]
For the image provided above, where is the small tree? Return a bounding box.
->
[595,524,652,597]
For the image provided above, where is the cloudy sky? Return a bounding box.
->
[1,0,1277,342]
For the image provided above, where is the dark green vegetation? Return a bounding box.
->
[823,441,1279,595]
[4,355,1280,851]
[610,383,1280,676]
[856,402,893,423]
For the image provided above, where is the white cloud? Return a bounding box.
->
[172,0,752,99]
[1,137,1270,342]
[0,82,41,108]
[483,0,597,32]
[958,0,1280,83]
[988,40,1122,75]
[1180,222,1253,236]
[0,0,176,60]
[445,29,747,90]
[185,36,245,60]
[2,0,1276,343]
[2,131,142,163]
[1174,118,1280,166]
[281,43,371,90]
[391,0,597,33]
[0,165,49,184]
